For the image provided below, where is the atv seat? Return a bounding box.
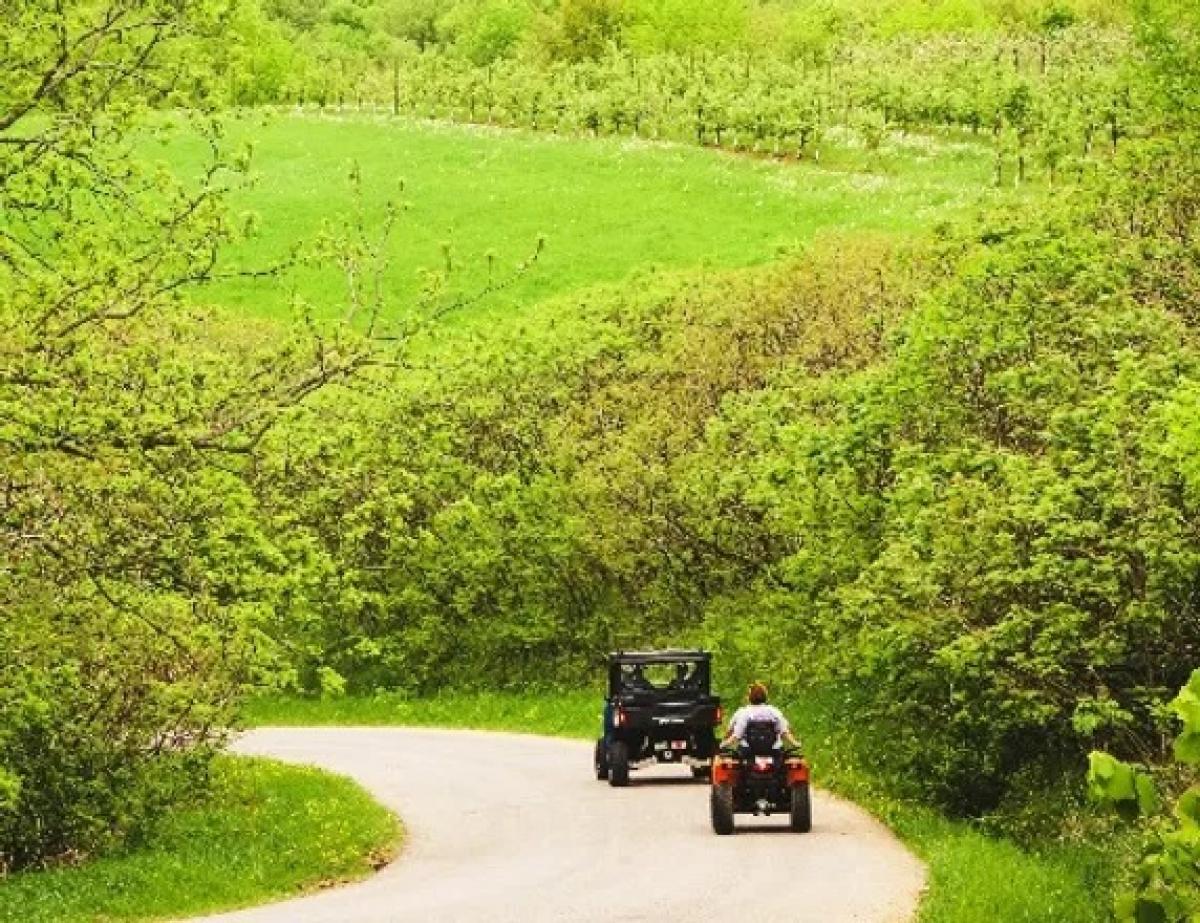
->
[742,719,780,756]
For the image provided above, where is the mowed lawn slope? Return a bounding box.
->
[161,113,995,324]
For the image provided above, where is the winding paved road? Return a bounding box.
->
[195,728,925,923]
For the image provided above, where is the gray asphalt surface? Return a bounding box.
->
[193,727,925,923]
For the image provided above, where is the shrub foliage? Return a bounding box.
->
[0,0,374,870]
[4,0,1200,892]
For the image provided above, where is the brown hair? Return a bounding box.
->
[748,682,768,705]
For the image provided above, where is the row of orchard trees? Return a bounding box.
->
[259,26,1141,186]
[211,0,1144,186]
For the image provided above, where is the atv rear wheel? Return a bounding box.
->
[608,740,630,787]
[594,739,609,781]
[790,782,812,832]
[711,783,735,834]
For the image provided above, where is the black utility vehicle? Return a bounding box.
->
[594,649,722,787]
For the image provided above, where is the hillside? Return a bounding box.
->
[2,0,1198,920]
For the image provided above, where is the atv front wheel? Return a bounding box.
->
[711,783,735,834]
[790,782,812,832]
[608,740,630,787]
[594,739,609,781]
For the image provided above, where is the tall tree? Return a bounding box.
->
[0,0,375,869]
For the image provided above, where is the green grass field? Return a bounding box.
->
[246,690,1117,923]
[160,113,997,326]
[0,757,399,923]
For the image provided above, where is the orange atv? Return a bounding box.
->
[710,719,811,834]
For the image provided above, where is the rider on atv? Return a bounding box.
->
[719,682,799,767]
[710,681,811,834]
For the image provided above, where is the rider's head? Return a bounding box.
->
[748,682,768,705]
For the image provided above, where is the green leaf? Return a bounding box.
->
[1089,751,1139,808]
[1135,773,1160,816]
[1174,786,1200,830]
[0,768,20,812]
[1170,669,1200,765]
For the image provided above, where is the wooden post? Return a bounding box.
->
[393,59,400,116]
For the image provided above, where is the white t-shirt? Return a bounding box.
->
[727,704,790,743]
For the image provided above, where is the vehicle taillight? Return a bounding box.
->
[714,705,723,725]
[615,707,626,727]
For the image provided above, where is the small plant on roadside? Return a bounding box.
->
[1088,669,1200,923]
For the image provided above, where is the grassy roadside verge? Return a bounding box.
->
[787,688,1121,923]
[0,757,400,923]
[247,689,1117,923]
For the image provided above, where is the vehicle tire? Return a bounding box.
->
[608,740,630,787]
[711,783,735,835]
[790,782,812,832]
[691,764,711,781]
[594,739,609,781]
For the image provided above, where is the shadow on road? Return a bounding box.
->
[622,776,708,788]
[723,823,808,835]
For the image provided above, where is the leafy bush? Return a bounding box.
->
[0,583,246,869]
[0,0,373,870]
[1088,669,1200,922]
[253,237,916,694]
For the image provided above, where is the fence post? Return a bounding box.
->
[393,58,400,116]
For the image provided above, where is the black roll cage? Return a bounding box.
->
[606,649,712,698]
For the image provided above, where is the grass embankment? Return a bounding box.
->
[160,113,996,324]
[248,690,1114,923]
[0,757,400,923]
